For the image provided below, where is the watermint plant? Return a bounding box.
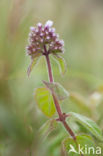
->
[26,20,103,155]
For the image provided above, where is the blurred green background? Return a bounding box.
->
[0,0,103,155]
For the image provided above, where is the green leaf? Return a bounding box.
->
[27,53,41,76]
[63,135,96,156]
[69,112,103,141]
[39,119,58,139]
[52,54,67,75]
[34,87,56,117]
[43,81,69,101]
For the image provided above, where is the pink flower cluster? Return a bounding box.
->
[26,20,64,58]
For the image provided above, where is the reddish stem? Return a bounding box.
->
[45,54,54,83]
[45,50,76,141]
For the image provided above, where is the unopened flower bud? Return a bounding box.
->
[45,20,53,27]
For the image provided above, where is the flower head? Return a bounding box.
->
[26,20,64,59]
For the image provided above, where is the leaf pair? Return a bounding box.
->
[27,53,66,76]
[43,81,69,101]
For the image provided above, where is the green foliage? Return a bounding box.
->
[0,0,103,155]
[52,54,67,75]
[69,112,103,141]
[43,81,69,101]
[27,53,41,76]
[63,135,96,156]
[34,87,56,117]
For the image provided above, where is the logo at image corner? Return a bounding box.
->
[68,144,101,155]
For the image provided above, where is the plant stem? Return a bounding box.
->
[45,53,76,141]
[45,54,54,83]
